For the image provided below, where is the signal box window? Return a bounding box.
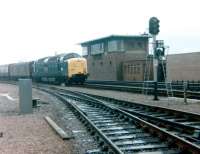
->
[82,47,88,56]
[108,40,124,52]
[91,43,104,55]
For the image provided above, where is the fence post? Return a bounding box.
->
[153,81,159,101]
[184,81,188,104]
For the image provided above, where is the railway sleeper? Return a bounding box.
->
[109,133,151,141]
[99,126,137,132]
[114,138,160,146]
[104,130,144,137]
[95,122,130,127]
[120,144,170,152]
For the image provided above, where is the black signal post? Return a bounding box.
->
[149,17,160,101]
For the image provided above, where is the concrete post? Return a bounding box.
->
[19,79,33,114]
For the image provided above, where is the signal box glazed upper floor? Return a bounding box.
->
[80,35,150,57]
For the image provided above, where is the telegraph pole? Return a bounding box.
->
[149,17,160,100]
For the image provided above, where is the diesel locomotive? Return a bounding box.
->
[0,53,88,85]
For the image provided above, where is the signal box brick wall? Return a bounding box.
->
[167,52,200,81]
[123,59,153,81]
[87,52,147,80]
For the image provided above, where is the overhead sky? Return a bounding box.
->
[0,0,200,64]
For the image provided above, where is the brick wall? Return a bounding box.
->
[167,52,200,81]
[87,52,148,80]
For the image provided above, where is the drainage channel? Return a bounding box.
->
[43,87,200,154]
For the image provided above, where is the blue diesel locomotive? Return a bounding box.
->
[0,53,88,85]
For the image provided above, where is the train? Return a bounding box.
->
[0,53,88,85]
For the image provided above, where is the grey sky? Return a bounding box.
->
[0,0,200,64]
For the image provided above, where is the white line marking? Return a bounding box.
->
[0,93,16,101]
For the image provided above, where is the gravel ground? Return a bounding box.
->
[60,86,200,114]
[0,115,71,154]
[0,83,99,154]
[0,83,19,116]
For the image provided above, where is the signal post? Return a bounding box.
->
[149,17,160,100]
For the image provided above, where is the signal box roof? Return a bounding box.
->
[80,34,150,46]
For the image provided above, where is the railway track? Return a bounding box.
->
[62,90,200,146]
[1,79,200,99]
[39,86,200,153]
[85,80,200,91]
[79,81,200,99]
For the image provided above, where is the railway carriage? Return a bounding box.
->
[9,62,33,80]
[0,64,9,80]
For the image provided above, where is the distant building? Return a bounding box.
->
[167,52,200,81]
[80,35,153,81]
